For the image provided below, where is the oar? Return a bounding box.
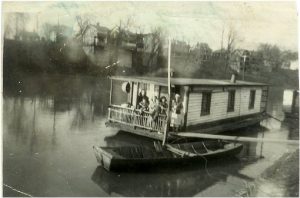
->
[165,144,197,157]
[173,132,299,145]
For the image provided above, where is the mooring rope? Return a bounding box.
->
[3,183,33,197]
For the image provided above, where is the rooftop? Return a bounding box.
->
[110,76,267,86]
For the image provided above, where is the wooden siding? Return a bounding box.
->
[187,87,262,126]
[239,88,262,116]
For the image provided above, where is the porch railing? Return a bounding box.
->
[108,105,167,133]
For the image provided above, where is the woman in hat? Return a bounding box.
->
[171,94,183,131]
[160,96,168,115]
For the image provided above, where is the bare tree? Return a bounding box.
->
[224,25,238,74]
[3,12,29,39]
[3,13,14,39]
[146,26,164,69]
[15,12,30,39]
[75,15,91,44]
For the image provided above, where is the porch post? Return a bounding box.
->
[109,79,113,105]
[163,37,172,146]
[183,86,190,130]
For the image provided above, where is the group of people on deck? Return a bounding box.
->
[136,89,183,131]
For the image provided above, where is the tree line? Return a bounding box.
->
[3,12,298,78]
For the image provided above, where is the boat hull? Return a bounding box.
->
[93,142,243,172]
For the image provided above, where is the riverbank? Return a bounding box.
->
[240,149,299,197]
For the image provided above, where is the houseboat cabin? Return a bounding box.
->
[106,76,268,140]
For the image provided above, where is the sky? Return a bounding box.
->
[2,1,299,51]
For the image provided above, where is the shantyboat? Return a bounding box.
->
[106,75,269,140]
[93,140,243,171]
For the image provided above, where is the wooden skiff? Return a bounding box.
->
[93,140,243,171]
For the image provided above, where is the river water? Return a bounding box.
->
[3,74,299,197]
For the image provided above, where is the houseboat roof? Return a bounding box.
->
[110,76,267,86]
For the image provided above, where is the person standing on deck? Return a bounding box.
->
[138,98,149,113]
[171,94,183,131]
[147,97,161,130]
[149,97,161,119]
[160,96,168,115]
[137,89,149,105]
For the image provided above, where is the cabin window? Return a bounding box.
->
[201,92,212,116]
[249,90,256,109]
[227,90,235,112]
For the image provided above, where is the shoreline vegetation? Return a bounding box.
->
[3,38,298,90]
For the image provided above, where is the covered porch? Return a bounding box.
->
[107,105,167,133]
[106,76,189,138]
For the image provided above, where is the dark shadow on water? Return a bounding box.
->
[91,155,254,197]
[92,130,265,196]
[104,125,266,161]
[282,116,299,140]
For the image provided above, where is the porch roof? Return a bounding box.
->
[110,76,267,87]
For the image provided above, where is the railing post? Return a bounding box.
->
[108,107,111,121]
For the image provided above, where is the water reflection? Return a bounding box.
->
[89,128,265,197]
[6,97,30,144]
[52,103,57,148]
[282,117,299,140]
[30,98,37,154]
[91,158,254,197]
[3,74,299,197]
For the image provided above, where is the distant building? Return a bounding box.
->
[290,60,299,70]
[171,40,190,57]
[48,24,73,43]
[93,23,110,50]
[281,60,299,70]
[83,23,146,70]
[212,49,227,60]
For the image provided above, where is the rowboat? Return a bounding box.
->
[93,140,243,171]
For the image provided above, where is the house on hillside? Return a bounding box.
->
[47,24,73,44]
[190,43,212,63]
[281,60,299,70]
[171,40,191,57]
[93,23,110,50]
[83,23,146,69]
[290,60,299,70]
[212,49,227,59]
